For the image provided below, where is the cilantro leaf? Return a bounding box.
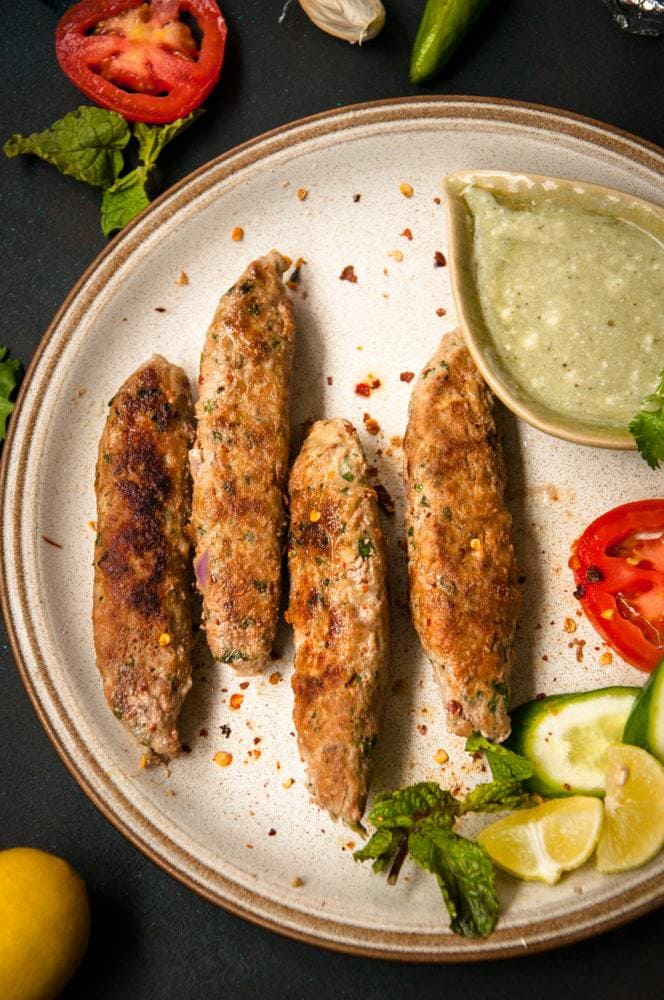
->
[629,369,664,470]
[408,826,499,938]
[358,536,375,559]
[4,107,130,188]
[0,347,22,442]
[465,734,534,781]
[101,169,151,237]
[460,779,537,814]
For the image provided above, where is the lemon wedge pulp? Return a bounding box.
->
[596,743,664,873]
[477,797,603,884]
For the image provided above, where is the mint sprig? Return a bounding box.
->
[354,776,536,938]
[5,106,202,237]
[101,112,203,236]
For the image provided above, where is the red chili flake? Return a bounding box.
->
[353,193,361,203]
[433,197,441,205]
[417,724,428,735]
[239,681,250,690]
[355,383,371,397]
[399,371,415,383]
[401,227,413,241]
[199,728,208,737]
[371,378,381,390]
[155,306,167,313]
[435,307,446,317]
[434,251,447,267]
[268,828,277,836]
[230,693,244,710]
[446,700,463,717]
[326,376,333,385]
[375,482,395,516]
[340,265,357,283]
[363,412,380,436]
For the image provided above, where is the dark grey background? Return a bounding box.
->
[2,1,663,997]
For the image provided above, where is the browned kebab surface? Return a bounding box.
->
[404,330,520,742]
[288,419,390,828]
[190,251,294,672]
[93,355,196,760]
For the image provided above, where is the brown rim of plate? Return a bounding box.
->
[443,169,664,450]
[1,97,663,963]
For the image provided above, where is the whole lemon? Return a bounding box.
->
[0,847,90,1000]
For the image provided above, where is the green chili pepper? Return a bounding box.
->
[410,0,492,84]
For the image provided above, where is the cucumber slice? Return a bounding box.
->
[508,687,640,797]
[623,659,664,764]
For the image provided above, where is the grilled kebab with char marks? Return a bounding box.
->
[93,355,196,761]
[288,419,390,828]
[404,331,520,741]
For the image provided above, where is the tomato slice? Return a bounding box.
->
[569,499,664,672]
[55,0,227,124]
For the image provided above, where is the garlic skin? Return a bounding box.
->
[298,0,386,44]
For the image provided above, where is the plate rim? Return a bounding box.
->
[2,95,663,962]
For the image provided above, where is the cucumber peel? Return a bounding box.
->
[623,659,664,764]
[507,687,640,797]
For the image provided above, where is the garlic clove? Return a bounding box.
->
[298,0,385,44]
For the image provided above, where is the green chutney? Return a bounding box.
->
[463,185,664,428]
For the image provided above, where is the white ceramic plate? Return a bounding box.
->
[2,98,663,961]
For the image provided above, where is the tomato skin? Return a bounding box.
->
[570,499,664,673]
[55,0,227,124]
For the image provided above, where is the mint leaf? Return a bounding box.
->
[101,168,151,237]
[4,107,130,188]
[101,111,204,235]
[134,111,203,170]
[353,827,402,873]
[465,734,534,781]
[409,826,499,938]
[629,369,664,470]
[461,779,537,814]
[368,782,459,830]
[0,346,22,441]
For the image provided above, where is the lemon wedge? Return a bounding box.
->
[596,743,664,873]
[477,797,603,884]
